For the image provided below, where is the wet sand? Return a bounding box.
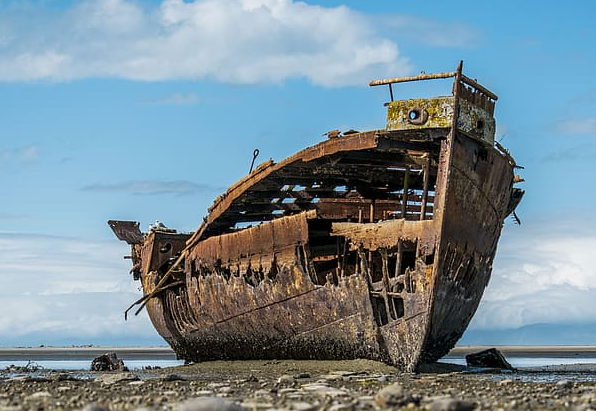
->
[2,356,596,410]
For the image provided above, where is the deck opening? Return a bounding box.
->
[370,251,384,282]
[424,252,435,265]
[399,240,417,275]
[387,254,397,278]
[406,268,416,294]
[389,296,405,320]
[371,296,389,326]
[392,281,404,293]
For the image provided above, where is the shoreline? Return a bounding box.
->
[0,345,595,361]
[448,345,596,358]
[0,346,176,360]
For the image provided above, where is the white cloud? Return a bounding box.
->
[147,92,200,105]
[0,233,135,296]
[556,118,596,136]
[0,232,161,345]
[470,220,596,330]
[81,179,223,196]
[0,0,414,86]
[0,293,160,344]
[0,144,40,167]
[377,14,478,48]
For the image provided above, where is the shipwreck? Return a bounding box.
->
[109,62,524,371]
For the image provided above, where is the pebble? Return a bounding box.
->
[94,372,139,385]
[194,390,215,396]
[429,398,477,411]
[176,397,242,411]
[302,383,329,391]
[328,403,355,411]
[162,373,187,381]
[374,383,413,407]
[329,371,358,377]
[218,386,234,394]
[206,383,228,389]
[320,374,344,381]
[557,379,574,389]
[81,404,110,411]
[277,375,295,384]
[25,391,52,400]
[289,402,315,411]
[240,400,274,409]
[315,387,350,397]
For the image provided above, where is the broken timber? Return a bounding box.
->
[108,61,524,372]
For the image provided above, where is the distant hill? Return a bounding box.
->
[460,323,596,346]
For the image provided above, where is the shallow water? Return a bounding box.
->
[0,359,184,371]
[440,355,596,382]
[441,355,596,368]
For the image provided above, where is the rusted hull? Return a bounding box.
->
[421,133,515,363]
[138,135,512,371]
[110,64,523,371]
[146,267,383,362]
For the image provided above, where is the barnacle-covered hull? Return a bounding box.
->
[109,63,523,371]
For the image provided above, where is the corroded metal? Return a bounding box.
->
[109,62,524,371]
[108,220,143,245]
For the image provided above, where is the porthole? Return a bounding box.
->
[407,107,428,125]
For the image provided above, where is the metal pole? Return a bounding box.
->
[401,167,410,219]
[420,155,430,220]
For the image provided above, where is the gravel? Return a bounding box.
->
[1,359,595,410]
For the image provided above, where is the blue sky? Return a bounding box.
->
[1,0,595,346]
